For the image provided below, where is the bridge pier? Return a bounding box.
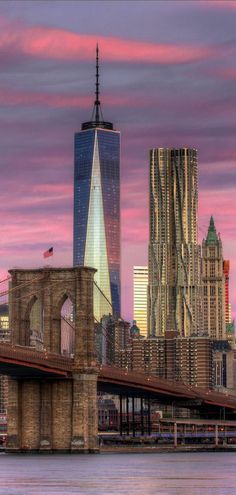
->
[7,378,21,452]
[21,381,40,451]
[71,373,98,452]
[7,374,99,453]
[40,382,52,451]
[52,380,72,451]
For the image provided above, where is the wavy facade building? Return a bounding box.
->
[148,148,202,337]
[73,47,120,320]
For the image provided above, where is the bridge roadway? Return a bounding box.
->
[0,342,236,413]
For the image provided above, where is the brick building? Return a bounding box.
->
[116,333,213,389]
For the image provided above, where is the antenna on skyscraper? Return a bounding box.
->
[83,44,112,130]
[95,44,100,123]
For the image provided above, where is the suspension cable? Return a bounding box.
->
[0,275,11,285]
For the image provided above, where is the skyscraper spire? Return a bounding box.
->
[81,44,113,130]
[95,44,100,123]
[206,215,219,244]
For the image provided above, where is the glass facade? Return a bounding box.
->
[73,127,120,321]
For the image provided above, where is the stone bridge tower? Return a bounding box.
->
[7,266,98,453]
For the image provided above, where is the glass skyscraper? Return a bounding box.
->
[73,47,120,321]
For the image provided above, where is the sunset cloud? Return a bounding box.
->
[205,0,236,10]
[0,88,147,109]
[212,68,236,80]
[0,17,214,65]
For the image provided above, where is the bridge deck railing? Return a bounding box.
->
[0,342,73,371]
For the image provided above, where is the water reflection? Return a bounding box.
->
[0,452,236,494]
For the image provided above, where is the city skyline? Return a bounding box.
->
[0,1,236,322]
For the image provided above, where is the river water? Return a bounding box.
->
[0,451,236,494]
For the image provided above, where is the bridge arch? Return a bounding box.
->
[23,295,43,348]
[50,292,76,356]
[55,291,76,312]
[60,295,75,357]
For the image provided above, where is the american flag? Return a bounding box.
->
[43,247,53,258]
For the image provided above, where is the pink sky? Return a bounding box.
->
[0,1,236,322]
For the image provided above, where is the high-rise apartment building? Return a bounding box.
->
[133,266,148,337]
[73,47,120,320]
[95,314,130,366]
[148,148,202,337]
[116,334,213,389]
[202,217,226,339]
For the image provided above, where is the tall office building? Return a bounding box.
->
[133,266,148,337]
[223,260,230,325]
[202,217,226,340]
[148,148,202,337]
[73,47,120,321]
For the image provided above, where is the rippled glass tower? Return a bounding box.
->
[73,47,120,321]
[148,148,202,337]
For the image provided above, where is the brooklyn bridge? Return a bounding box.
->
[0,266,236,452]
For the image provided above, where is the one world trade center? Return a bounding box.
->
[73,47,120,321]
